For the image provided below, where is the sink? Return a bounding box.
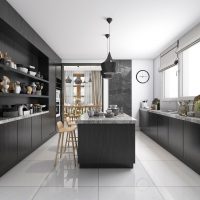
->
[161,110,178,114]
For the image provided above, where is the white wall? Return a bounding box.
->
[153,56,162,99]
[132,60,154,128]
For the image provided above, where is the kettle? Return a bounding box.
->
[18,105,27,116]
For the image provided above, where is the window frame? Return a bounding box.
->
[162,64,179,100]
[161,42,200,101]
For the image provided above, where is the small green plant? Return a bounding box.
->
[194,100,200,112]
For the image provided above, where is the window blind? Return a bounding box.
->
[159,42,178,72]
[177,23,200,53]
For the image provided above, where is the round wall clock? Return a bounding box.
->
[136,70,150,84]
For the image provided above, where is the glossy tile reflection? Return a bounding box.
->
[0,131,199,200]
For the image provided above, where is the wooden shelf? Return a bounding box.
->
[0,63,49,83]
[0,93,49,98]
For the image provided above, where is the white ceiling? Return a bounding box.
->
[8,0,200,61]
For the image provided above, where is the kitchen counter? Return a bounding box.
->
[78,113,135,168]
[77,113,136,124]
[140,108,200,125]
[0,111,49,125]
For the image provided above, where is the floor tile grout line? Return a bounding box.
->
[98,168,99,200]
[31,163,56,200]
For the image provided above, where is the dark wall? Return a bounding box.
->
[0,1,60,63]
[109,60,132,116]
[0,1,61,134]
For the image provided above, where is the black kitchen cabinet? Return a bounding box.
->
[0,122,18,176]
[169,118,184,159]
[32,115,42,150]
[18,118,32,160]
[139,109,149,135]
[149,112,158,141]
[184,121,200,174]
[42,113,55,141]
[157,115,169,149]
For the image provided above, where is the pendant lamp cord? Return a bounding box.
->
[109,23,110,52]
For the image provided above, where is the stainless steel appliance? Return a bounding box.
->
[56,89,60,117]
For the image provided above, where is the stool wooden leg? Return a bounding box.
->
[64,132,69,153]
[54,132,61,167]
[60,133,64,159]
[73,130,78,151]
[71,132,76,166]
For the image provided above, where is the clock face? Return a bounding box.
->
[136,70,150,84]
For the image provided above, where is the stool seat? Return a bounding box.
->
[59,126,76,133]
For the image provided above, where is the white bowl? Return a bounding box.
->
[109,105,118,109]
[18,67,28,73]
[29,71,37,76]
[106,109,112,114]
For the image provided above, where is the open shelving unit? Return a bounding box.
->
[0,18,49,112]
[0,64,49,83]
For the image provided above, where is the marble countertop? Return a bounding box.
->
[77,113,136,124]
[0,111,49,125]
[139,108,200,125]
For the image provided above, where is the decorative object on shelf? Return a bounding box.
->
[105,109,114,118]
[36,71,41,78]
[87,108,94,117]
[178,100,189,116]
[16,64,28,73]
[0,51,5,64]
[20,83,27,94]
[141,100,149,109]
[0,76,10,93]
[3,52,11,66]
[27,85,33,94]
[18,105,25,116]
[151,98,160,110]
[31,82,37,94]
[75,76,82,84]
[2,105,19,117]
[14,81,21,94]
[28,70,37,76]
[194,95,200,118]
[136,70,150,84]
[109,105,119,116]
[101,18,116,75]
[35,82,44,95]
[9,81,15,93]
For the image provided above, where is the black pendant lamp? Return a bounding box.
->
[66,75,72,83]
[101,71,113,79]
[75,76,82,84]
[101,18,116,75]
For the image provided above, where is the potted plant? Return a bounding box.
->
[194,100,200,118]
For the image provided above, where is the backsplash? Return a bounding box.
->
[160,99,194,112]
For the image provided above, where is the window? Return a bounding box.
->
[163,65,178,98]
[182,42,200,97]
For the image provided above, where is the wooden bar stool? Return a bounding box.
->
[66,117,78,149]
[55,121,77,167]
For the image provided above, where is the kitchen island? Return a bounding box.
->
[77,113,136,168]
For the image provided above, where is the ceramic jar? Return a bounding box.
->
[0,76,10,93]
[15,81,21,94]
[31,82,37,94]
[20,83,27,94]
[27,86,32,94]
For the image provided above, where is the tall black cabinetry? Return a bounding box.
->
[157,115,169,149]
[184,122,200,174]
[139,109,200,175]
[18,118,32,160]
[0,121,18,175]
[169,118,184,159]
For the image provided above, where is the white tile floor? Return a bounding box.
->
[0,131,200,200]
